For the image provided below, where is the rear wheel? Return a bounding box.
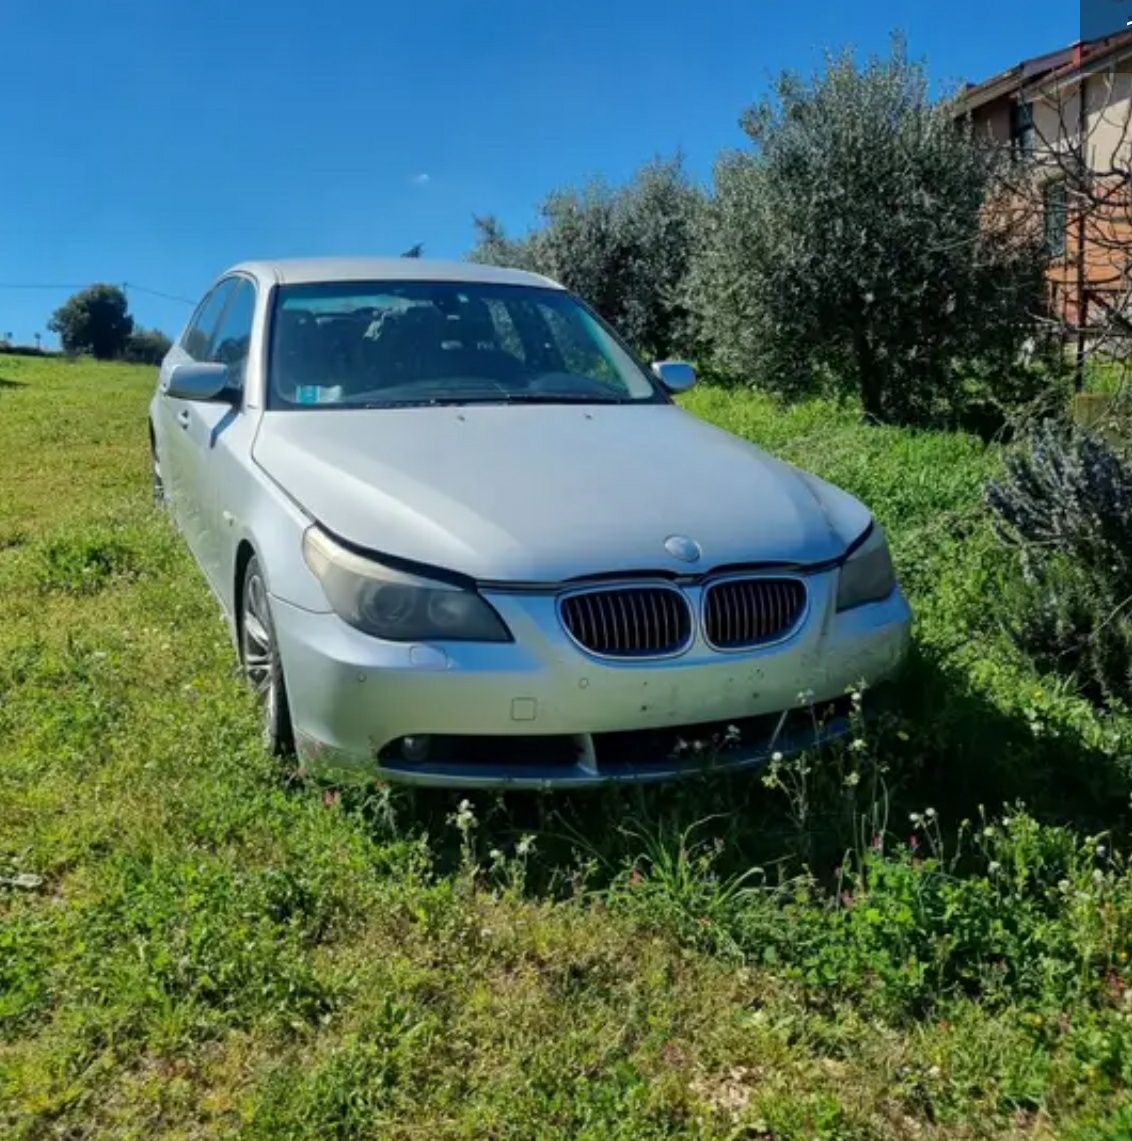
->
[240,555,294,756]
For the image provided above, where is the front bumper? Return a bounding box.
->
[271,569,912,789]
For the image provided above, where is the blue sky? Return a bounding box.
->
[1,0,1075,345]
[1083,0,1132,38]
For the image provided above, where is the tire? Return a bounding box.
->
[151,435,165,508]
[239,555,295,756]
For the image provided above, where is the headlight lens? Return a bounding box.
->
[302,526,511,642]
[836,524,896,611]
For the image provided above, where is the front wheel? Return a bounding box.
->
[151,435,165,508]
[240,555,294,756]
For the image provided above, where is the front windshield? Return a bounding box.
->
[267,280,664,408]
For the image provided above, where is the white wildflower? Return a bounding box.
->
[516,834,535,858]
[453,799,477,833]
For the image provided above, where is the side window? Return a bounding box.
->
[182,281,235,361]
[1010,100,1035,159]
[208,279,256,390]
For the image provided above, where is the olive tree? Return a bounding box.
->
[48,284,134,360]
[468,214,542,274]
[688,41,1048,424]
[470,156,703,359]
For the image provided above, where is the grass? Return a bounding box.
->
[3,355,1132,1136]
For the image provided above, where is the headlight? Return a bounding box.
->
[836,524,896,611]
[302,526,511,642]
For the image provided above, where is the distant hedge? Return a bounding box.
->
[0,344,59,358]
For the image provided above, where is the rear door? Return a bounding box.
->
[158,280,235,541]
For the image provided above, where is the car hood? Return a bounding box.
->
[252,404,870,582]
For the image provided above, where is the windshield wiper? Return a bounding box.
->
[492,392,630,405]
[360,397,482,409]
[361,393,630,409]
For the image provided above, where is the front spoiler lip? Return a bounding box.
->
[296,712,852,792]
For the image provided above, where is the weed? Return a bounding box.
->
[36,530,139,594]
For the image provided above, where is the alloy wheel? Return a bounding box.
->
[240,559,293,754]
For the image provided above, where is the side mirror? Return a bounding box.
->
[651,360,696,394]
[165,361,236,403]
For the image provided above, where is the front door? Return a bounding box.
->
[178,277,257,594]
[157,279,235,543]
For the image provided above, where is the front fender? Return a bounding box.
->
[225,457,333,618]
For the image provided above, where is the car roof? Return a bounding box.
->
[226,256,564,291]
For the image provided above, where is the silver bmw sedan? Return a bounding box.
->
[149,257,911,789]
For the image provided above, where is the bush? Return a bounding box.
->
[985,420,1132,704]
[123,327,172,365]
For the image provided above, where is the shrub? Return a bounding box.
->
[985,420,1132,704]
[123,327,172,365]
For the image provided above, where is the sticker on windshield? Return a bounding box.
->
[295,385,343,405]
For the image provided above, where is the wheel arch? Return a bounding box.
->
[234,539,257,651]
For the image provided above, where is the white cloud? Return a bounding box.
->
[409,172,431,186]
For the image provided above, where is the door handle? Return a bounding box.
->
[177,409,190,429]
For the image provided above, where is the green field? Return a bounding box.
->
[4,355,1132,1138]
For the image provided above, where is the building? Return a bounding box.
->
[958,30,1132,344]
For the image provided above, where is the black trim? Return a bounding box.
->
[315,522,479,591]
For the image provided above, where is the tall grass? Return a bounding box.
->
[3,355,1132,1136]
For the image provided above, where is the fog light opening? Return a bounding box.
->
[400,735,432,763]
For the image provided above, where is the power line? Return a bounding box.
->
[0,282,86,290]
[0,281,197,305]
[122,282,198,306]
